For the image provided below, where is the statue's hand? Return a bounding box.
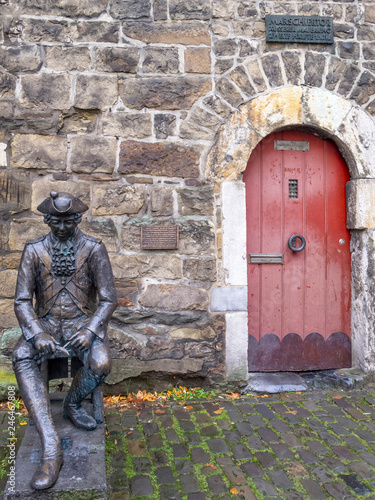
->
[70,328,94,351]
[34,332,56,355]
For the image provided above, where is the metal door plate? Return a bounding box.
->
[274,140,309,151]
[249,253,284,264]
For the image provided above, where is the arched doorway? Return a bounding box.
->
[244,130,351,371]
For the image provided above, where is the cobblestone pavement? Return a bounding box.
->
[105,388,375,500]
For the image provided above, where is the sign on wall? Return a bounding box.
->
[266,15,334,44]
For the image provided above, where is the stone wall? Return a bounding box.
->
[1,0,375,392]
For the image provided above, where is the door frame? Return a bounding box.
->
[206,87,375,380]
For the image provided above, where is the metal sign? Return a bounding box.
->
[266,15,334,44]
[141,225,179,250]
[275,140,310,151]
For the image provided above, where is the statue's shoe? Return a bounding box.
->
[63,397,97,431]
[31,450,63,490]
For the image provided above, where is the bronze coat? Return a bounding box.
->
[14,229,117,341]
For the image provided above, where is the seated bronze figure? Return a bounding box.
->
[12,192,117,490]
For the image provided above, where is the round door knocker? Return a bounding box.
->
[288,234,306,252]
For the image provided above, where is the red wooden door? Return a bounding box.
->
[244,130,351,371]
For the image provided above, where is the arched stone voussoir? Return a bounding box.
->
[206,86,375,181]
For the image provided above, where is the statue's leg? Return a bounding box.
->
[13,356,63,490]
[63,336,111,431]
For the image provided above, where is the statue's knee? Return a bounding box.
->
[88,354,111,379]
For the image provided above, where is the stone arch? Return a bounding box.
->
[207,86,375,380]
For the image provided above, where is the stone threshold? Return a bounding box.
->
[241,368,365,394]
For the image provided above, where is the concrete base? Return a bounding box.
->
[3,400,107,500]
[242,372,308,394]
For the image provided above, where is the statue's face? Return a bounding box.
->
[49,215,77,241]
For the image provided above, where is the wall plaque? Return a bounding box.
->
[266,15,333,44]
[141,224,179,250]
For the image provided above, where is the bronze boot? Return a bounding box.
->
[14,359,63,490]
[63,366,102,431]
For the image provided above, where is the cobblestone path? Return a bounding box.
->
[106,389,375,500]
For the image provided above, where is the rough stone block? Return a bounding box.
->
[179,220,215,255]
[111,254,181,280]
[154,114,176,139]
[74,75,118,110]
[8,218,46,251]
[0,73,17,98]
[0,45,42,74]
[229,66,255,97]
[177,187,214,216]
[185,47,211,74]
[216,77,244,107]
[365,5,375,24]
[45,46,91,71]
[94,47,139,73]
[0,269,17,298]
[203,95,232,118]
[183,257,217,281]
[80,218,119,253]
[110,0,151,19]
[281,51,302,86]
[100,112,152,138]
[2,253,22,269]
[92,184,146,215]
[0,224,7,251]
[118,140,200,178]
[58,110,99,136]
[123,22,210,45]
[226,312,248,381]
[19,74,72,110]
[169,0,210,20]
[212,0,235,18]
[303,87,351,133]
[11,134,67,171]
[261,53,284,87]
[179,121,216,141]
[31,179,90,214]
[70,136,117,174]
[119,76,211,110]
[0,299,18,329]
[142,47,179,74]
[0,170,31,213]
[17,0,108,18]
[347,179,375,229]
[139,284,208,311]
[151,187,174,216]
[304,52,326,87]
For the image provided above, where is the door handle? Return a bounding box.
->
[288,234,306,252]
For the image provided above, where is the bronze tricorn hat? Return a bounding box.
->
[37,191,89,216]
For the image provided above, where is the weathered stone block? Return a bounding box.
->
[350,71,375,106]
[183,257,217,282]
[170,326,215,339]
[229,66,255,97]
[179,220,215,255]
[154,0,167,20]
[120,76,211,110]
[0,299,18,329]
[214,39,237,57]
[0,45,42,74]
[11,134,67,171]
[347,179,375,229]
[0,73,17,98]
[151,187,174,216]
[212,0,235,18]
[0,170,31,213]
[118,140,200,178]
[0,143,6,167]
[0,101,13,120]
[74,21,120,43]
[110,0,151,19]
[154,114,176,139]
[9,218,46,251]
[0,224,7,251]
[169,0,210,20]
[365,5,375,24]
[142,47,179,74]
[20,19,71,43]
[80,218,119,253]
[58,110,98,135]
[123,22,210,45]
[177,187,214,216]
[94,47,139,73]
[2,253,22,269]
[203,95,232,118]
[303,87,351,133]
[111,254,181,279]
[92,184,146,215]
[281,51,302,86]
[100,112,152,138]
[17,0,108,18]
[75,75,118,110]
[31,179,90,214]
[0,269,17,298]
[337,63,360,97]
[45,46,90,72]
[215,59,234,74]
[70,136,117,174]
[185,47,211,74]
[216,78,244,108]
[139,284,208,310]
[325,57,347,91]
[20,74,72,110]
[261,53,284,87]
[179,121,216,141]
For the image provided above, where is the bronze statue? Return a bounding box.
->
[13,191,117,490]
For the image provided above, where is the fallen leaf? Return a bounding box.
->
[333,395,343,399]
[155,409,165,414]
[230,487,239,495]
[204,464,217,469]
[213,407,224,414]
[229,392,240,399]
[185,406,193,410]
[20,422,27,426]
[285,410,297,415]
[295,391,302,395]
